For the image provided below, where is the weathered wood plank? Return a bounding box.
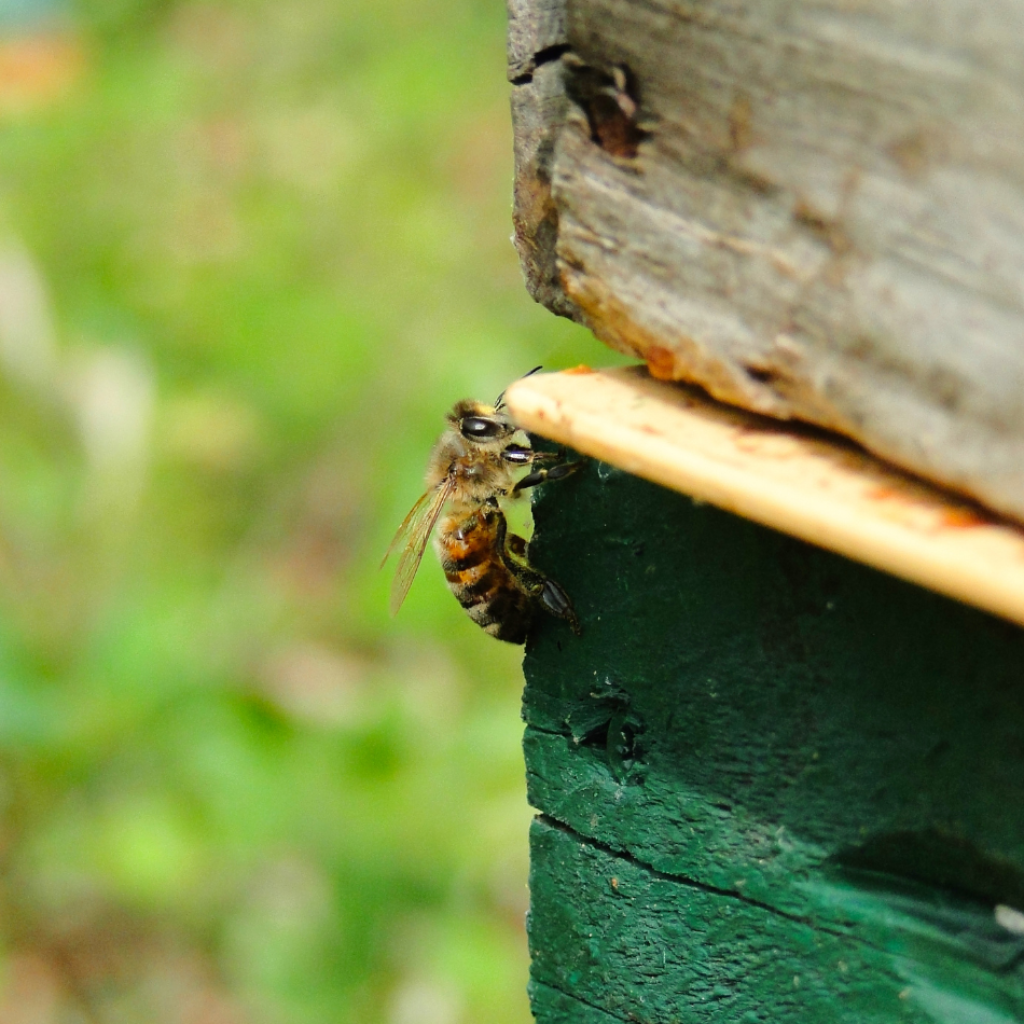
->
[523,457,1024,1022]
[509,0,1024,522]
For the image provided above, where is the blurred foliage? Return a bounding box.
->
[0,0,618,1019]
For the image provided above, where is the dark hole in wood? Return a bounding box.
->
[511,44,572,86]
[572,692,644,782]
[743,364,780,385]
[562,58,649,160]
[533,43,571,69]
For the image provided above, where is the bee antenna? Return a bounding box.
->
[495,366,543,408]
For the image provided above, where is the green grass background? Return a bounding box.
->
[0,0,614,1019]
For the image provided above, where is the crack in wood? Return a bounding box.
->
[535,812,828,932]
[530,979,633,1023]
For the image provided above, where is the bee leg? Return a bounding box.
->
[512,559,581,635]
[512,459,583,496]
[537,577,582,635]
[497,517,582,635]
[525,447,565,463]
[501,446,564,468]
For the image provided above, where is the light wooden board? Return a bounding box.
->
[506,366,1024,628]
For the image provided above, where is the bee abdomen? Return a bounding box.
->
[442,546,490,575]
[438,509,534,644]
[442,562,532,644]
[468,588,533,644]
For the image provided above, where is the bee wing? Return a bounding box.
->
[381,476,454,616]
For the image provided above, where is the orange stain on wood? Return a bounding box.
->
[645,346,678,381]
[938,507,989,529]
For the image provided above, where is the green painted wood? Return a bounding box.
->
[523,460,1024,1023]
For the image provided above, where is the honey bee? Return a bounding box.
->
[382,377,582,643]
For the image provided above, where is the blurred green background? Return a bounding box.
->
[0,0,610,1019]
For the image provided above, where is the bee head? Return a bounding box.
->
[448,400,516,444]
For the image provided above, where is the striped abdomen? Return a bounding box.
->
[436,506,533,644]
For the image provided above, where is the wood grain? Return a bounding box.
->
[509,0,1024,522]
[506,366,1024,629]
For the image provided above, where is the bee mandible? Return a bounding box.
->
[382,374,582,643]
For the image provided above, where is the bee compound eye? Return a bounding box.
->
[460,416,501,439]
